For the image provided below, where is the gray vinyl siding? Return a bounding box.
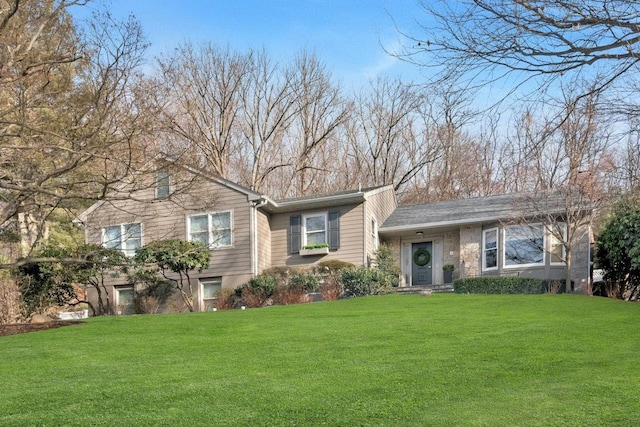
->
[270,203,365,267]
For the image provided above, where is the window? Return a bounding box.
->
[504,224,544,267]
[289,211,339,254]
[103,223,142,256]
[550,223,567,264]
[303,213,327,246]
[155,170,170,199]
[115,287,134,315]
[371,218,379,251]
[482,228,498,270]
[201,278,222,311]
[188,211,232,248]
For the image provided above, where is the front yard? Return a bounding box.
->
[1,294,638,426]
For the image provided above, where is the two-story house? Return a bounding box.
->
[77,163,591,313]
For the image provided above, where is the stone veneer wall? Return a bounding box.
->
[459,225,482,278]
[443,231,460,274]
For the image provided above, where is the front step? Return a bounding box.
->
[394,284,454,294]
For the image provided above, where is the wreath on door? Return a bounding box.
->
[413,248,431,266]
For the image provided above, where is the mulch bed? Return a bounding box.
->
[0,321,86,337]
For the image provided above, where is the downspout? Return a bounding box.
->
[250,198,268,277]
[362,199,368,267]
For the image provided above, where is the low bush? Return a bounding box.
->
[289,273,320,293]
[541,279,573,294]
[316,259,355,273]
[214,288,238,310]
[340,267,394,297]
[241,275,278,307]
[272,286,311,305]
[319,277,342,301]
[453,277,545,294]
[375,244,401,287]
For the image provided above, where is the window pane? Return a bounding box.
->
[485,249,497,269]
[505,225,544,266]
[211,212,230,230]
[103,226,121,249]
[202,279,222,299]
[212,230,231,247]
[484,229,497,249]
[305,215,326,232]
[190,215,208,233]
[156,171,170,199]
[124,223,141,240]
[191,232,209,246]
[550,233,564,263]
[116,287,135,315]
[306,231,326,246]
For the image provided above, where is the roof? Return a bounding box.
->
[75,156,264,224]
[380,192,577,233]
[260,185,394,214]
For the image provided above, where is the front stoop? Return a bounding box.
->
[393,284,454,294]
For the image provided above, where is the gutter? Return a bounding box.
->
[250,197,268,277]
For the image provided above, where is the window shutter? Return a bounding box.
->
[328,211,340,250]
[289,215,301,254]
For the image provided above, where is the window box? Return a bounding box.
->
[299,246,329,256]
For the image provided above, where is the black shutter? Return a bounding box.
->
[289,215,301,254]
[328,211,340,250]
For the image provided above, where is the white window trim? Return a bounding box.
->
[549,223,567,265]
[301,211,328,248]
[371,217,379,252]
[186,210,233,249]
[482,227,499,271]
[200,278,222,311]
[503,223,545,269]
[115,286,134,315]
[101,223,143,256]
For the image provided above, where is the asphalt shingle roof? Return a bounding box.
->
[381,192,572,230]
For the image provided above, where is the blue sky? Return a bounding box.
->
[75,0,428,88]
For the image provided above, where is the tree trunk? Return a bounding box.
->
[565,247,573,294]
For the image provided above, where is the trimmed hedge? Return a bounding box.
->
[340,267,394,298]
[453,277,545,294]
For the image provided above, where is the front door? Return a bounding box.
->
[412,242,433,286]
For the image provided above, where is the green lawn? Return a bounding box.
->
[1,294,638,426]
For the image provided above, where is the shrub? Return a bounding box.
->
[241,275,278,307]
[319,277,342,301]
[453,277,545,294]
[214,288,237,310]
[540,279,573,294]
[129,269,175,314]
[289,273,320,293]
[272,286,311,305]
[375,244,401,287]
[340,267,394,298]
[316,259,355,273]
[595,203,640,301]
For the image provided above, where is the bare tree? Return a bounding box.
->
[400,1,640,97]
[510,85,613,292]
[280,50,350,197]
[234,50,300,193]
[155,43,252,178]
[346,77,439,194]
